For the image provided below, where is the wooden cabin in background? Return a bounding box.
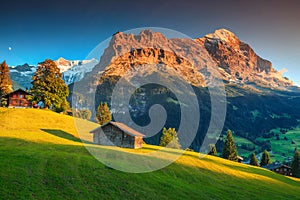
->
[4,89,32,108]
[263,161,292,176]
[90,121,145,149]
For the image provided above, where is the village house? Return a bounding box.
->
[263,161,292,176]
[4,89,32,108]
[90,121,145,149]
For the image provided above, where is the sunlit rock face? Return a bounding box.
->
[78,29,292,93]
[196,29,292,88]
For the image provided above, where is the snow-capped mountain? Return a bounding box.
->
[9,58,99,89]
[9,64,36,89]
[55,57,99,85]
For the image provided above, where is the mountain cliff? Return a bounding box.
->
[82,29,293,94]
[88,30,214,87]
[196,29,292,88]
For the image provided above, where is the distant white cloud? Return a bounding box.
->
[8,47,12,51]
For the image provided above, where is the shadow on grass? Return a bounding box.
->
[41,129,93,144]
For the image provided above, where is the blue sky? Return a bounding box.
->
[1,0,300,84]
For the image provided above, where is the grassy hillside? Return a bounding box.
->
[0,108,300,199]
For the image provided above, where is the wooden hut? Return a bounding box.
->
[4,89,32,108]
[90,121,145,149]
[263,162,292,176]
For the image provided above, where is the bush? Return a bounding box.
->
[208,144,217,156]
[160,127,181,149]
[73,109,92,120]
[96,102,112,125]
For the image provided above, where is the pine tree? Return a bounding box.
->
[159,127,181,149]
[291,149,300,178]
[260,150,271,166]
[96,102,112,125]
[208,144,217,156]
[250,153,259,166]
[222,130,238,161]
[0,61,12,106]
[31,59,69,110]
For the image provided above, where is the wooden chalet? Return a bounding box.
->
[263,162,292,176]
[90,121,145,149]
[4,89,32,108]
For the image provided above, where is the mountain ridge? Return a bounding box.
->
[196,28,292,89]
[9,58,99,89]
[8,28,294,91]
[77,28,293,96]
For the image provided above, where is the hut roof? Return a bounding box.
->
[4,89,31,97]
[262,162,291,170]
[90,121,145,137]
[237,156,244,161]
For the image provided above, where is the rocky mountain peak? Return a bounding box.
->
[99,30,173,69]
[13,63,35,72]
[195,29,293,88]
[205,28,239,45]
[55,57,72,68]
[83,29,294,92]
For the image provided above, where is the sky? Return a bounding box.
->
[1,0,300,84]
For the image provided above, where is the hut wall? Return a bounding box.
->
[134,137,143,149]
[93,124,135,148]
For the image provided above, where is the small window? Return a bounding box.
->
[276,168,279,172]
[20,95,23,99]
[284,168,287,172]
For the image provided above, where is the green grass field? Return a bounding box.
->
[233,128,300,162]
[0,108,300,199]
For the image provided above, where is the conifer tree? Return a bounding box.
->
[260,150,271,166]
[292,149,300,178]
[222,130,238,161]
[96,102,112,125]
[250,153,259,166]
[208,144,217,156]
[160,127,181,149]
[0,61,12,106]
[31,59,69,110]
